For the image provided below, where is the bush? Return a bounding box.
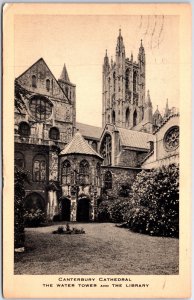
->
[14,166,30,249]
[128,164,179,237]
[52,223,85,234]
[97,200,111,222]
[24,209,46,227]
[98,197,132,223]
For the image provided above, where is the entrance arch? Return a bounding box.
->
[77,198,90,222]
[61,198,71,221]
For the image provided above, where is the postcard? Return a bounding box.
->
[3,3,191,298]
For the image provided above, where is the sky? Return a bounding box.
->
[14,15,179,127]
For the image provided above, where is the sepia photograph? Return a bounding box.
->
[3,3,191,298]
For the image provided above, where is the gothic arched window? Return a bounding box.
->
[133,109,137,127]
[133,71,137,92]
[104,171,112,190]
[126,108,130,127]
[33,154,46,182]
[96,162,101,187]
[49,127,60,140]
[18,122,30,137]
[32,75,37,88]
[15,151,25,168]
[100,133,112,166]
[61,160,71,185]
[46,79,50,91]
[79,160,89,185]
[112,110,116,125]
[113,72,116,92]
[125,68,130,90]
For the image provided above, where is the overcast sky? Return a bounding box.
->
[14,15,179,127]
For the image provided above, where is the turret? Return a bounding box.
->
[164,98,170,118]
[153,105,163,129]
[138,39,146,107]
[103,49,110,74]
[144,90,153,122]
[116,29,125,56]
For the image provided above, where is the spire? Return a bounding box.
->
[138,39,145,62]
[103,49,110,73]
[59,64,70,82]
[164,98,170,117]
[131,52,133,61]
[145,90,152,107]
[116,28,125,55]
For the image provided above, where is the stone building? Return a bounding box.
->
[14,30,179,221]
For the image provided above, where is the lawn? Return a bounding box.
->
[14,222,179,275]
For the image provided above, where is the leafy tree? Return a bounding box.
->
[14,81,29,113]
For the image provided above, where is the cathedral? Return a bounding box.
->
[14,30,179,222]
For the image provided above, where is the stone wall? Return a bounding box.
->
[101,166,141,198]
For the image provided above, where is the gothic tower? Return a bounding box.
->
[58,64,76,132]
[102,30,146,129]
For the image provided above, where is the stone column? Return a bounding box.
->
[70,185,78,221]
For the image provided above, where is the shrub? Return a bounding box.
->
[97,197,132,223]
[14,166,30,249]
[52,223,85,234]
[24,209,46,227]
[128,164,179,237]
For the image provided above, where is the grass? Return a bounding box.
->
[14,222,179,275]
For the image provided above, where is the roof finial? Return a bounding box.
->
[105,49,108,56]
[141,39,143,46]
[119,28,121,36]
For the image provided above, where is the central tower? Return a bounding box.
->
[102,30,146,129]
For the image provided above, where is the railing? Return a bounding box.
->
[14,134,66,147]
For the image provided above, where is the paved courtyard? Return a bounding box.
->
[14,223,179,275]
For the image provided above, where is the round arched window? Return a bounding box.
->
[49,127,60,140]
[164,126,179,151]
[18,122,30,137]
[29,96,52,121]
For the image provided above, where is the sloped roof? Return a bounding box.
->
[16,58,69,103]
[60,131,103,159]
[117,127,154,150]
[76,122,103,140]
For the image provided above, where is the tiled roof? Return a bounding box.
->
[76,122,103,140]
[117,127,154,150]
[60,131,103,159]
[153,113,179,134]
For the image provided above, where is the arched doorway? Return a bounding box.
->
[24,193,45,212]
[61,198,71,221]
[77,198,90,222]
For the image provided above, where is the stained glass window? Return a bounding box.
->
[100,133,112,166]
[29,96,52,121]
[164,126,179,151]
[33,155,46,182]
[79,160,89,185]
[61,160,71,185]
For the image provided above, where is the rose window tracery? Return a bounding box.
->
[164,126,179,151]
